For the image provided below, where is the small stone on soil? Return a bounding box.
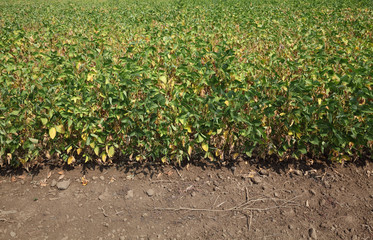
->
[56,180,71,190]
[50,179,57,187]
[99,176,105,181]
[10,231,16,238]
[309,227,317,239]
[146,189,155,197]
[259,169,269,176]
[251,176,262,184]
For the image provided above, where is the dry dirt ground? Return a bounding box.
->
[0,159,372,240]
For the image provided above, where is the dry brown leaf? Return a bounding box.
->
[58,174,65,181]
[17,175,26,180]
[58,170,64,175]
[11,176,16,182]
[47,171,52,179]
[40,178,47,187]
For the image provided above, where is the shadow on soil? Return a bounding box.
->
[1,150,371,178]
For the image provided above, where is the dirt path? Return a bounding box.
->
[0,160,372,240]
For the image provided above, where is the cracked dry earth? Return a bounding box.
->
[0,160,372,240]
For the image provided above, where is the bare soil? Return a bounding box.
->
[0,159,372,240]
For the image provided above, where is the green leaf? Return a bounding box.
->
[29,138,38,144]
[41,118,48,126]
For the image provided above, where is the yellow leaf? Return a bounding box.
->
[188,146,193,155]
[49,127,56,139]
[81,133,87,141]
[77,148,82,155]
[90,142,95,148]
[185,124,192,133]
[67,156,75,165]
[107,146,115,158]
[318,98,322,105]
[94,146,100,156]
[223,130,229,139]
[279,112,285,116]
[85,156,89,163]
[161,157,168,163]
[81,176,89,186]
[67,146,72,154]
[233,153,239,159]
[224,100,230,106]
[56,125,65,133]
[202,143,209,152]
[101,153,107,162]
[76,62,82,70]
[159,75,167,84]
[87,73,95,82]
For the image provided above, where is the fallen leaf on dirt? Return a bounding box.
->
[248,171,256,178]
[166,170,173,176]
[109,177,116,183]
[11,176,16,182]
[47,171,52,179]
[17,175,26,180]
[126,174,134,180]
[157,172,162,178]
[58,175,65,181]
[40,178,47,187]
[81,176,89,186]
[58,170,64,175]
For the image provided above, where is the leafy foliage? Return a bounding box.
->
[0,0,372,167]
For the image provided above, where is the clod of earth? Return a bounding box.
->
[125,190,134,199]
[251,176,262,184]
[50,179,57,187]
[56,180,71,190]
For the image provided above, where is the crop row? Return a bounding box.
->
[0,0,372,167]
